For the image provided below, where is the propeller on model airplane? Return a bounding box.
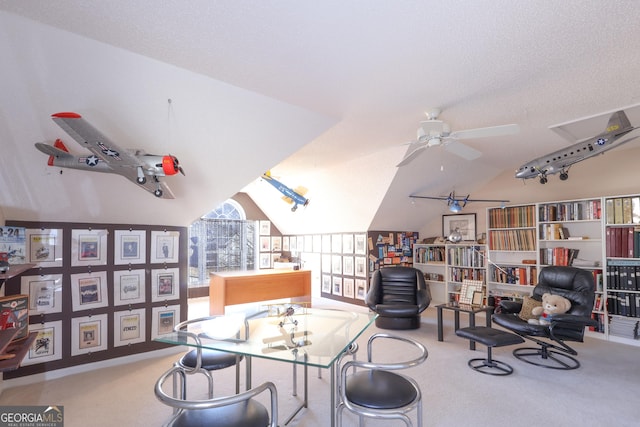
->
[397,109,520,167]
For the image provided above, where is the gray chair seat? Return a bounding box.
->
[180,348,242,371]
[346,369,418,409]
[171,400,268,427]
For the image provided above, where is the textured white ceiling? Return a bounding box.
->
[1,1,640,233]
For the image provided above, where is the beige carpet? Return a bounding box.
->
[1,302,638,427]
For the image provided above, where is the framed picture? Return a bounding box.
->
[321,254,331,273]
[355,279,367,300]
[322,234,331,253]
[271,236,282,252]
[150,230,179,264]
[312,235,322,253]
[321,274,332,293]
[343,278,355,298]
[459,279,483,305]
[71,314,108,356]
[114,230,146,265]
[354,234,367,255]
[26,228,63,267]
[342,234,354,254]
[70,271,109,311]
[113,308,146,347]
[0,294,29,341]
[472,291,484,306]
[71,229,108,266]
[304,235,313,253]
[259,253,271,269]
[282,236,290,252]
[331,234,342,253]
[113,269,146,306]
[21,274,63,315]
[151,267,180,302]
[343,256,354,276]
[22,320,63,366]
[259,220,271,236]
[260,236,271,252]
[151,305,181,340]
[332,276,343,296]
[332,254,342,275]
[442,213,476,241]
[355,256,367,277]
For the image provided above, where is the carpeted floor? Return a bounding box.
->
[1,299,639,426]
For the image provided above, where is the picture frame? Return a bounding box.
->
[259,253,271,269]
[71,229,108,266]
[150,230,179,264]
[472,290,484,306]
[113,308,146,347]
[113,269,146,306]
[23,320,63,366]
[354,233,367,255]
[21,274,63,315]
[459,279,483,305]
[343,278,355,298]
[70,271,109,311]
[442,213,477,241]
[151,267,180,302]
[354,256,367,277]
[342,234,354,254]
[321,274,332,293]
[259,220,271,236]
[343,256,354,276]
[332,276,343,296]
[355,279,367,300]
[114,229,146,265]
[151,305,181,340]
[271,236,282,252]
[26,228,63,267]
[71,313,108,356]
[260,236,271,252]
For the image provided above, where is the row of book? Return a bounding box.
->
[447,246,485,268]
[605,197,640,225]
[488,229,536,251]
[589,313,605,333]
[608,316,639,339]
[448,267,485,283]
[414,246,444,263]
[538,200,601,222]
[489,265,537,286]
[607,265,640,290]
[539,247,579,266]
[607,293,640,318]
[488,205,536,229]
[606,226,640,258]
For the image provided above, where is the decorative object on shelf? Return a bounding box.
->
[410,191,509,213]
[447,228,462,243]
[459,279,483,305]
[443,213,476,241]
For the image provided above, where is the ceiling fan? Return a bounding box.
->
[396,108,520,167]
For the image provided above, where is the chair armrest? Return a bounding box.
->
[549,314,599,327]
[499,300,523,314]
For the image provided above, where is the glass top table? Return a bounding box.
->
[155,306,377,426]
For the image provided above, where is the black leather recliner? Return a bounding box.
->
[365,266,431,330]
[492,266,597,369]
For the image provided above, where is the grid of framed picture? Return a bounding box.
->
[3,220,188,379]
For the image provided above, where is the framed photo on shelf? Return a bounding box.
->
[71,314,108,356]
[21,274,63,315]
[71,229,108,266]
[150,230,179,264]
[26,228,63,267]
[151,305,181,340]
[114,230,146,265]
[472,291,484,306]
[113,269,146,306]
[459,279,483,305]
[151,267,180,302]
[70,271,109,311]
[113,308,146,347]
[442,213,476,241]
[22,320,63,366]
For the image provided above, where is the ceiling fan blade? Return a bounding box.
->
[444,141,483,160]
[397,143,427,167]
[449,123,520,140]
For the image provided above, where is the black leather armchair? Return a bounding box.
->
[492,266,598,369]
[365,266,431,330]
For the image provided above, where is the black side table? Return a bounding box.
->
[436,303,494,350]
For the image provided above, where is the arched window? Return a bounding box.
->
[189,200,255,288]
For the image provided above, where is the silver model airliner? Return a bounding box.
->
[516,110,638,184]
[35,112,184,198]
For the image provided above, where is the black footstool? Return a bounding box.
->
[455,326,525,376]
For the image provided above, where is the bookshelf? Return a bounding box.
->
[486,204,537,304]
[413,244,446,304]
[445,243,486,303]
[604,195,640,344]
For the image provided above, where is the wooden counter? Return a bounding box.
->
[209,269,311,315]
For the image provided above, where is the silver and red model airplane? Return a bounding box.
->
[515,110,638,184]
[35,112,184,198]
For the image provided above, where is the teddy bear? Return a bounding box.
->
[527,293,571,325]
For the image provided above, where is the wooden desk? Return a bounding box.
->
[209,269,311,315]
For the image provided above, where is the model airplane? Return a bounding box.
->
[516,110,639,184]
[409,191,509,213]
[35,112,184,198]
[262,171,309,212]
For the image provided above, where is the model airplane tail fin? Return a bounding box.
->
[35,140,73,166]
[607,111,632,133]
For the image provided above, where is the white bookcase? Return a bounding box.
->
[413,244,446,304]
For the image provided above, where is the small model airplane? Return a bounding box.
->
[515,110,639,184]
[35,112,184,198]
[262,171,309,212]
[409,191,509,213]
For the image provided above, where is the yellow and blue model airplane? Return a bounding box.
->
[262,171,309,212]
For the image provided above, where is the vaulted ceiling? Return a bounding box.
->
[1,1,640,234]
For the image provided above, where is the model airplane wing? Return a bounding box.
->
[36,112,184,198]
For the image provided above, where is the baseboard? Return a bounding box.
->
[0,346,185,396]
